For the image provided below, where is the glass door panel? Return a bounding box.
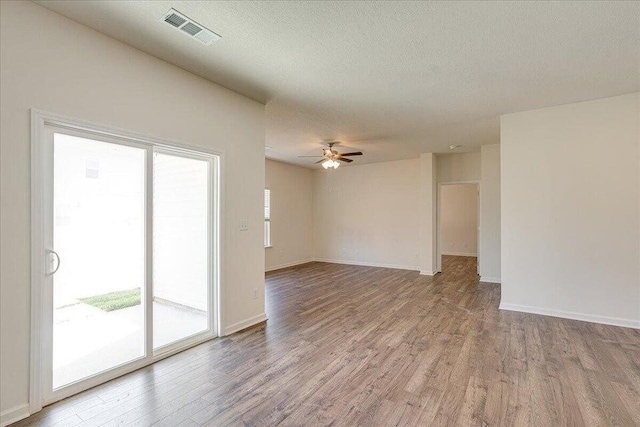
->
[52,133,146,389]
[152,151,210,349]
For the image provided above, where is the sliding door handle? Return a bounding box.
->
[46,249,61,276]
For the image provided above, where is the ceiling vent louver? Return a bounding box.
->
[181,22,202,36]
[164,13,186,28]
[161,9,221,45]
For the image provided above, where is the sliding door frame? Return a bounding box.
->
[151,146,218,356]
[29,109,224,414]
[40,124,153,406]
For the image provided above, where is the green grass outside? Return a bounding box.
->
[79,288,141,312]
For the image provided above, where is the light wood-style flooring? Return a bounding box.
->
[13,256,640,426]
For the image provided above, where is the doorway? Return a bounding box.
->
[437,182,479,274]
[31,111,220,409]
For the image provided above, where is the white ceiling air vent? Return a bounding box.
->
[161,9,221,45]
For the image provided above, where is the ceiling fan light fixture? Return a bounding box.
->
[322,159,339,169]
[301,142,361,168]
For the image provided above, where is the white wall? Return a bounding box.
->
[419,153,438,274]
[437,151,481,182]
[265,160,313,271]
[501,92,640,327]
[313,159,421,270]
[440,184,478,256]
[480,144,501,282]
[310,151,496,276]
[0,1,266,417]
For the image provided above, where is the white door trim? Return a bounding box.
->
[30,109,46,415]
[150,147,220,357]
[29,109,224,415]
[436,180,481,274]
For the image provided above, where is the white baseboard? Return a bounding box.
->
[265,259,313,272]
[313,258,419,272]
[499,302,640,329]
[223,313,268,336]
[480,276,501,284]
[1,404,29,427]
[420,270,437,276]
[441,252,477,257]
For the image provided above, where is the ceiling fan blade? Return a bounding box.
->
[315,159,326,164]
[336,157,353,163]
[338,152,363,156]
[298,155,324,158]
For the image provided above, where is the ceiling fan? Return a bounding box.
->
[298,142,363,169]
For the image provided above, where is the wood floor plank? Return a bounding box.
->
[13,256,640,427]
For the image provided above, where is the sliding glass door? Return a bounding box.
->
[153,151,211,350]
[51,133,147,390]
[39,119,218,406]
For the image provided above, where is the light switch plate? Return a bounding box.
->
[240,219,248,231]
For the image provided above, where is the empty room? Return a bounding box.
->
[1,1,639,426]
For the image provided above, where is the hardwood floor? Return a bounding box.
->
[13,256,640,426]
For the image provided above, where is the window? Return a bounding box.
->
[264,188,271,247]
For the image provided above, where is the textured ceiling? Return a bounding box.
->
[35,1,640,167]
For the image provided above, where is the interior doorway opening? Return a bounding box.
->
[437,182,480,275]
